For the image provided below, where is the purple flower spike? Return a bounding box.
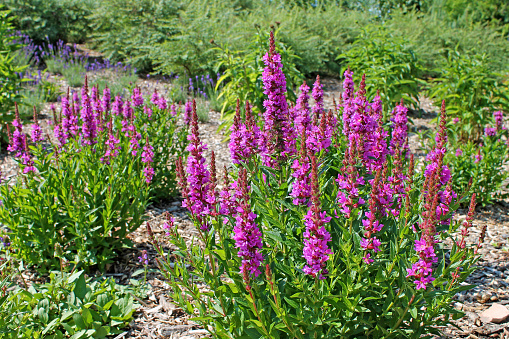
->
[290,130,311,205]
[311,75,324,121]
[294,82,311,137]
[494,111,504,131]
[142,137,155,183]
[31,107,43,143]
[183,100,212,231]
[390,101,409,155]
[229,100,260,164]
[131,87,144,107]
[302,156,332,279]
[260,31,296,167]
[233,168,264,278]
[138,250,149,265]
[7,103,27,157]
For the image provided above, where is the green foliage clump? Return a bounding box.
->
[0,268,137,338]
[446,130,508,206]
[427,52,508,141]
[0,9,26,126]
[89,0,182,73]
[338,25,423,111]
[1,0,94,44]
[215,28,303,131]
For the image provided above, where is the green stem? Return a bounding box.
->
[249,287,270,337]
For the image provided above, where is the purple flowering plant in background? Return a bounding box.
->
[0,76,188,270]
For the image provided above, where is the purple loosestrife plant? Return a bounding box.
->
[1,80,187,270]
[7,103,26,157]
[390,100,409,155]
[80,77,98,145]
[153,34,482,339]
[31,107,43,144]
[141,137,155,183]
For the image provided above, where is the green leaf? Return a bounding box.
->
[73,274,88,301]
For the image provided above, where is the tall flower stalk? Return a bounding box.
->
[302,156,332,279]
[233,168,264,277]
[181,100,212,231]
[260,31,295,167]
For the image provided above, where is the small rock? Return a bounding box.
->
[479,303,509,324]
[479,293,492,304]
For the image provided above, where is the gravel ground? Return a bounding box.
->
[3,73,509,338]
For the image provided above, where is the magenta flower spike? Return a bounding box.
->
[80,77,98,145]
[102,86,111,114]
[407,101,455,290]
[260,31,296,167]
[302,156,332,279]
[183,100,212,231]
[494,110,504,131]
[290,130,311,205]
[390,101,409,155]
[294,82,311,137]
[141,137,155,183]
[311,75,324,121]
[233,168,264,278]
[170,103,177,117]
[31,107,43,143]
[102,119,120,164]
[112,95,123,116]
[229,100,260,165]
[229,100,243,164]
[131,86,144,107]
[8,103,27,157]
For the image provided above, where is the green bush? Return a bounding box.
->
[87,0,509,82]
[1,0,94,44]
[0,9,26,130]
[427,52,508,141]
[0,268,137,338]
[338,25,423,112]
[215,28,303,132]
[89,0,182,73]
[446,128,508,206]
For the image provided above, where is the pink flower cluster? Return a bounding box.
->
[233,168,264,277]
[7,104,35,174]
[229,100,260,165]
[141,138,155,183]
[340,71,388,173]
[302,156,332,279]
[390,101,409,155]
[290,131,311,205]
[260,31,296,167]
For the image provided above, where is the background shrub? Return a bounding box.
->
[338,25,424,111]
[0,9,26,132]
[1,0,94,44]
